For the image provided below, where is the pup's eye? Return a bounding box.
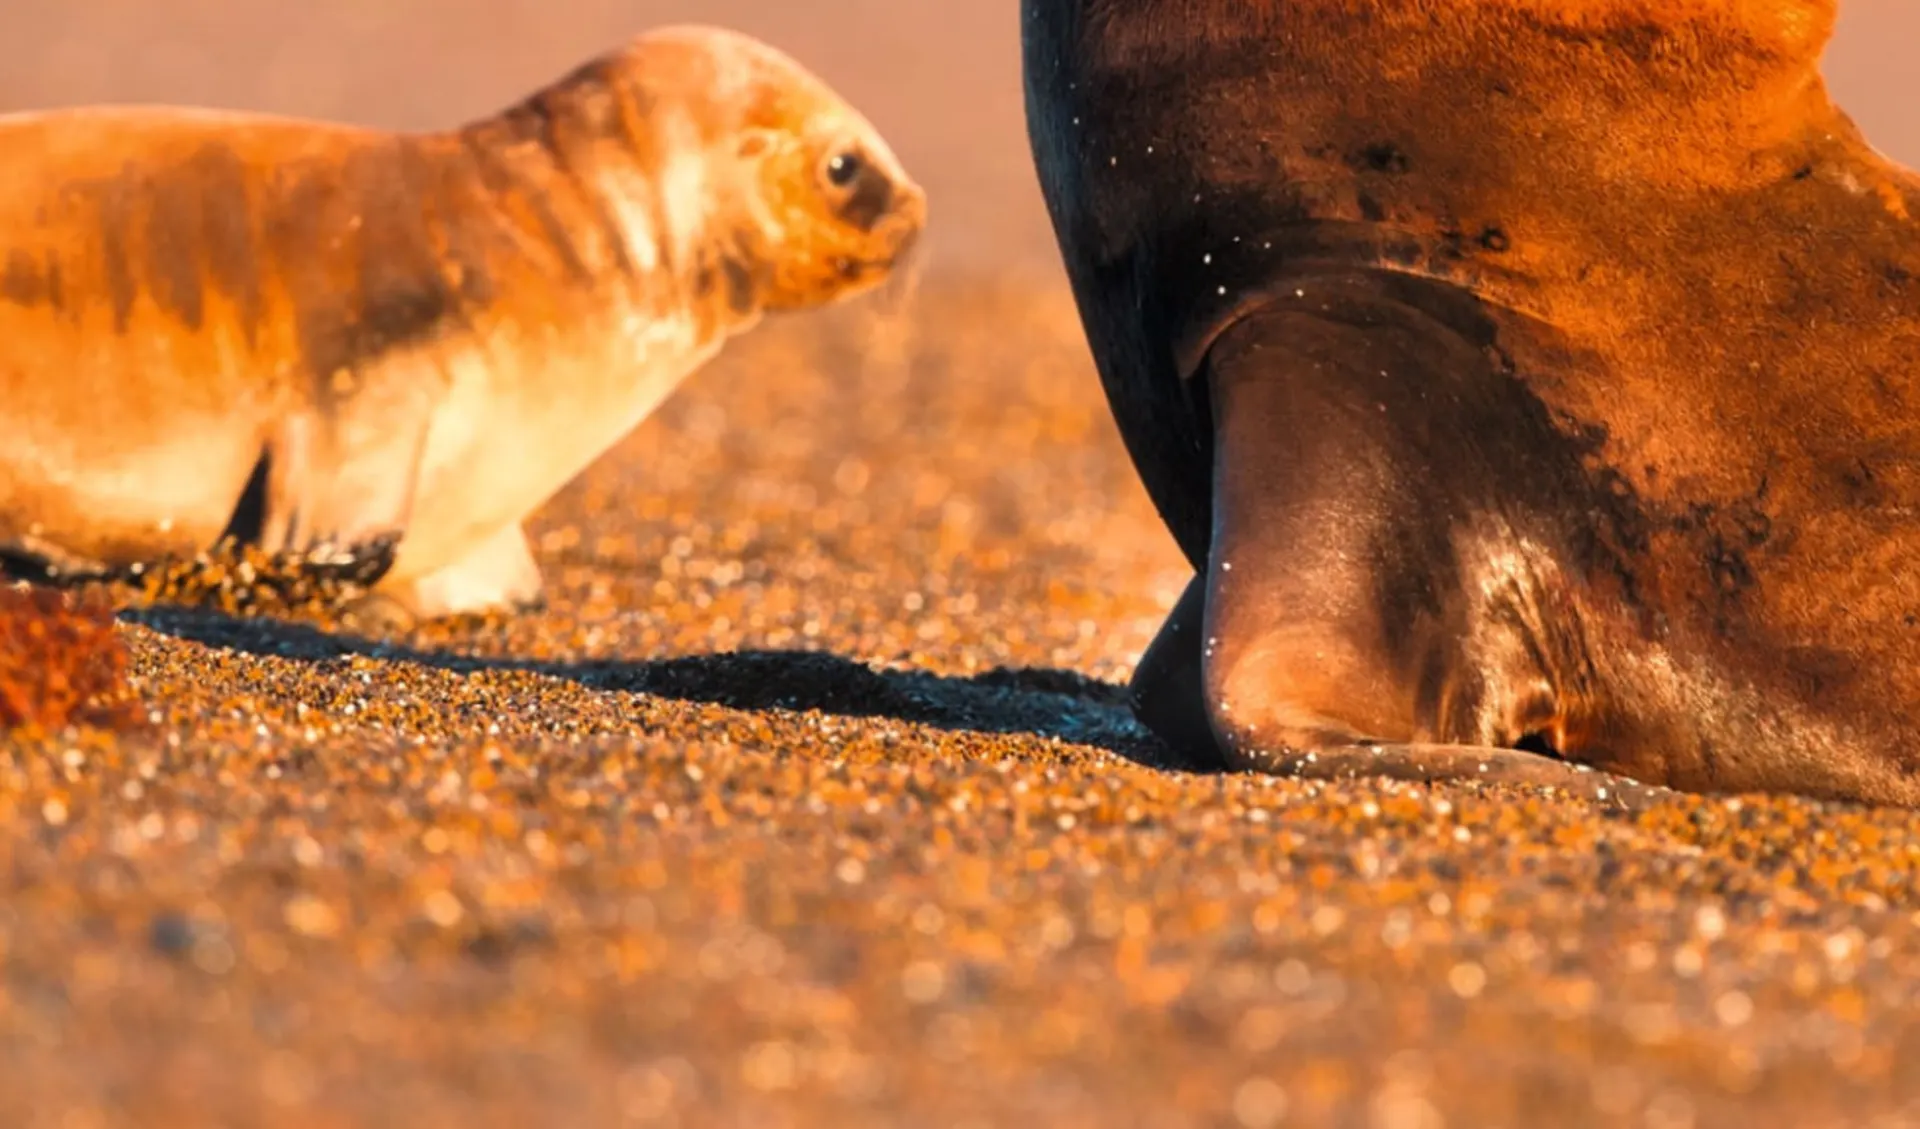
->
[825,152,863,187]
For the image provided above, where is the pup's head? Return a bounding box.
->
[618,25,929,313]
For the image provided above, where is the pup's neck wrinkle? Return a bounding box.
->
[451,50,724,284]
[440,58,792,341]
[601,90,774,336]
[444,119,628,296]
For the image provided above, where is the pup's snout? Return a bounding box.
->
[876,181,928,259]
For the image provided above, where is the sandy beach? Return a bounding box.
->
[5,4,1920,1126]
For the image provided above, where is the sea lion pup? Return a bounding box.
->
[0,24,926,623]
[1024,0,1920,806]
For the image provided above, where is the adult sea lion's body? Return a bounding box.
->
[0,25,925,621]
[1023,0,1920,805]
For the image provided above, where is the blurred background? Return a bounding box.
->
[5,1,1915,278]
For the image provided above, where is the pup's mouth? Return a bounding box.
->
[845,212,927,273]
[832,256,890,281]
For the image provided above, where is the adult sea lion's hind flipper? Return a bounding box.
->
[1126,572,1659,802]
[1269,743,1670,811]
[1125,538,1660,806]
[1187,279,1640,798]
[1129,573,1232,770]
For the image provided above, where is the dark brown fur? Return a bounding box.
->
[1025,0,1920,805]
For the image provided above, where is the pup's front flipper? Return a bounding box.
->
[254,398,434,573]
[365,521,546,623]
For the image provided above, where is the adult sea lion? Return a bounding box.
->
[1023,0,1920,805]
[0,24,926,623]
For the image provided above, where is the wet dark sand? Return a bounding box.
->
[4,279,1920,1128]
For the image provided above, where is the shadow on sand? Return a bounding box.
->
[123,605,1210,772]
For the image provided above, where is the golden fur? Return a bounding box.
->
[0,25,926,619]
